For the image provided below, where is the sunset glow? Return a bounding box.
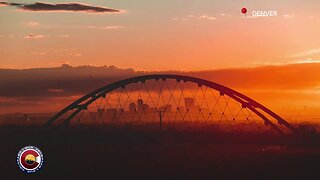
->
[1,2,320,179]
[1,0,320,124]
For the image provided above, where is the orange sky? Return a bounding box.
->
[1,0,320,70]
[1,1,320,123]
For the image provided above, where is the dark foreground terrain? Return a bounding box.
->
[1,126,319,180]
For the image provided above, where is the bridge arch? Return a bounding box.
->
[45,74,296,134]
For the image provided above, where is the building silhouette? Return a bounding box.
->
[94,97,207,123]
[184,98,196,111]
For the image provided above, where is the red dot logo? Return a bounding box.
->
[241,7,247,14]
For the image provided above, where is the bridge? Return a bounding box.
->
[45,74,296,134]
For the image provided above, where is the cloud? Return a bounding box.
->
[0,1,122,14]
[0,1,8,6]
[24,34,70,39]
[88,25,124,30]
[295,59,320,64]
[291,48,320,58]
[283,14,295,18]
[219,13,231,17]
[199,15,216,20]
[1,63,320,99]
[1,63,320,113]
[190,63,320,90]
[0,65,137,99]
[172,14,216,21]
[24,34,46,39]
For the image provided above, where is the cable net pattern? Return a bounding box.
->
[53,78,290,133]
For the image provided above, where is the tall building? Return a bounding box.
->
[184,98,195,110]
[129,103,136,112]
[137,99,144,112]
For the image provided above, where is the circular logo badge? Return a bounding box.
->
[17,146,44,173]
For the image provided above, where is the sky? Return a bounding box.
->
[1,1,320,123]
[1,0,320,71]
